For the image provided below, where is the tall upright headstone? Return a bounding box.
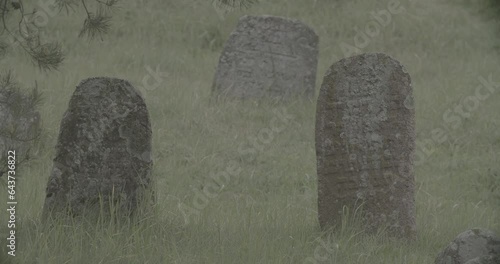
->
[42,77,154,221]
[212,15,319,99]
[315,53,416,239]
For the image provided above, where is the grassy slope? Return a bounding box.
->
[1,0,499,263]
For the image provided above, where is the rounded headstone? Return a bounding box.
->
[315,53,416,239]
[436,229,500,264]
[212,15,319,100]
[42,77,153,220]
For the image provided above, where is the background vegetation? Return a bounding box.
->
[0,0,499,263]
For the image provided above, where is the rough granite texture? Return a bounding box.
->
[315,53,416,239]
[465,255,500,264]
[41,77,153,220]
[212,15,319,99]
[436,229,500,264]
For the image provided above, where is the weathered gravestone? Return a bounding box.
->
[315,53,416,239]
[212,15,319,99]
[435,229,500,264]
[42,77,153,221]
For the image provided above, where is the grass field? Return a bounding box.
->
[1,0,499,263]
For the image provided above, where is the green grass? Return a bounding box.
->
[1,0,499,263]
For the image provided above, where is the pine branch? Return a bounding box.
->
[95,0,119,8]
[28,42,64,71]
[79,0,111,40]
[55,0,79,14]
[11,0,20,10]
[0,40,7,57]
[0,71,41,180]
[79,10,111,40]
[215,0,258,9]
[2,0,119,70]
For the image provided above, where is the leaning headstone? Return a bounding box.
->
[212,15,319,99]
[42,77,153,221]
[315,53,416,239]
[435,229,500,264]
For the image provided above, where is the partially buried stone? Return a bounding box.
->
[436,229,500,264]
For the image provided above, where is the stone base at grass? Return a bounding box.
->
[41,77,154,222]
[315,53,416,240]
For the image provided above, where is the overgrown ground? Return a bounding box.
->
[1,0,499,263]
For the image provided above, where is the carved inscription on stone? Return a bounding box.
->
[316,53,416,239]
[212,15,319,99]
